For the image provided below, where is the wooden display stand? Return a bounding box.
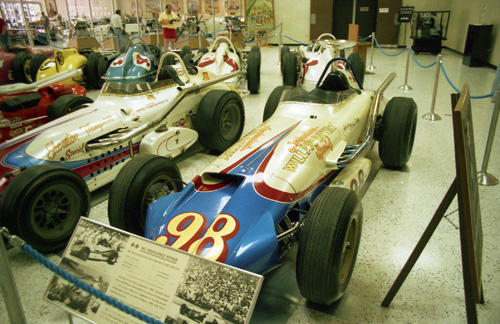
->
[67,36,101,49]
[175,35,210,50]
[348,24,372,66]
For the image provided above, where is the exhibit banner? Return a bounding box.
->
[45,218,263,324]
[245,0,274,32]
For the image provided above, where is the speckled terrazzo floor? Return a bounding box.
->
[1,45,499,324]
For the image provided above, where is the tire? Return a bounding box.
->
[47,94,94,121]
[247,51,260,94]
[250,45,261,62]
[0,165,90,252]
[86,52,102,89]
[165,55,176,65]
[296,187,362,305]
[280,46,290,73]
[378,97,418,169]
[79,247,91,260]
[282,52,298,86]
[180,45,192,58]
[30,53,48,82]
[96,55,109,87]
[263,86,292,121]
[108,155,183,236]
[195,90,245,153]
[183,53,195,67]
[198,47,208,55]
[12,52,32,83]
[347,52,364,87]
[106,251,119,264]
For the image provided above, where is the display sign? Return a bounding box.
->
[451,85,483,304]
[398,6,414,23]
[45,218,263,324]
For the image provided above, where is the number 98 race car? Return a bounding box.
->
[109,56,418,305]
[0,37,246,252]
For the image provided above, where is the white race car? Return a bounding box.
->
[0,37,246,252]
[185,36,261,94]
[281,33,365,91]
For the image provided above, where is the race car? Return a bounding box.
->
[0,37,246,253]
[0,69,93,143]
[184,36,261,93]
[69,240,120,265]
[108,56,417,306]
[281,34,365,91]
[0,45,56,85]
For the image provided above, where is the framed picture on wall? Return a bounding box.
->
[131,0,142,17]
[245,0,274,31]
[205,0,219,14]
[44,0,57,17]
[225,0,240,15]
[187,0,200,15]
[145,0,161,13]
[172,0,182,13]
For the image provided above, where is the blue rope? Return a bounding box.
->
[21,243,164,324]
[282,34,308,46]
[373,35,407,56]
[159,35,198,48]
[440,63,494,99]
[409,48,437,68]
[363,35,372,41]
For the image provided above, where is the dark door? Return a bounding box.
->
[332,0,354,39]
[376,0,403,45]
[355,0,377,39]
[310,0,334,40]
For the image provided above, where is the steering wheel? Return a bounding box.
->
[312,33,337,52]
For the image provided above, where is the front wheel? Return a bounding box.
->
[0,165,90,252]
[47,94,94,121]
[282,52,297,86]
[296,187,363,305]
[263,86,293,122]
[378,97,418,169]
[108,154,183,236]
[347,52,364,87]
[195,90,245,153]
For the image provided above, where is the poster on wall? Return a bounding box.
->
[187,0,200,15]
[226,0,240,15]
[44,0,57,17]
[145,0,161,13]
[245,0,274,31]
[205,0,220,14]
[45,218,264,324]
[131,0,142,17]
[172,0,182,13]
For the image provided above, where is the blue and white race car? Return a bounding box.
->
[109,58,417,305]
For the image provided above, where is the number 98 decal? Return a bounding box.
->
[155,213,239,262]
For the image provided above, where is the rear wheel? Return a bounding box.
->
[280,46,290,73]
[296,187,362,305]
[0,165,90,252]
[47,94,94,121]
[347,52,364,87]
[13,52,32,83]
[30,53,48,82]
[247,51,260,94]
[195,90,245,152]
[282,52,297,86]
[96,55,109,87]
[198,47,208,55]
[106,251,119,264]
[180,45,192,58]
[183,53,195,67]
[108,154,183,236]
[378,97,418,168]
[263,86,293,121]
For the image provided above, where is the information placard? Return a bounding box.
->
[45,218,263,324]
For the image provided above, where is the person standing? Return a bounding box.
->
[110,9,125,50]
[0,17,9,49]
[41,11,50,35]
[158,5,180,49]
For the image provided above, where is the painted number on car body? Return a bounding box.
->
[155,213,239,262]
[350,169,365,193]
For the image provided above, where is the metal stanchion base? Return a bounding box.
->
[398,84,413,91]
[478,172,499,186]
[422,112,441,121]
[366,65,376,73]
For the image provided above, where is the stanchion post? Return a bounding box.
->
[399,44,413,91]
[422,54,442,121]
[478,85,500,186]
[278,23,282,64]
[198,31,202,49]
[366,32,376,72]
[0,228,27,324]
[156,29,160,47]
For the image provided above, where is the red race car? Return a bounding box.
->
[0,69,93,143]
[0,45,56,85]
